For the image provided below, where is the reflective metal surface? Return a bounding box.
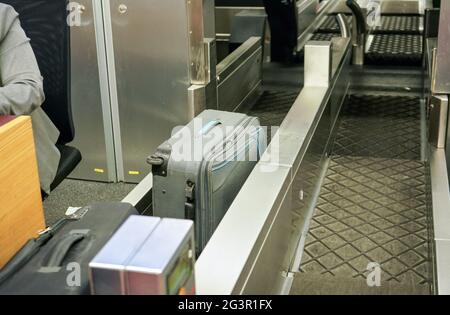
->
[304,41,332,87]
[196,36,351,294]
[89,216,161,295]
[215,6,265,35]
[295,0,339,51]
[188,0,208,85]
[330,0,428,15]
[126,219,195,295]
[204,38,219,110]
[429,95,449,148]
[122,173,153,214]
[90,217,195,295]
[217,37,263,112]
[69,0,117,182]
[432,0,450,94]
[214,6,270,62]
[430,148,450,294]
[435,240,450,295]
[296,0,320,44]
[336,13,351,38]
[105,0,207,182]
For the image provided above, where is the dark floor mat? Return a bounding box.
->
[332,95,422,160]
[366,34,423,66]
[292,95,432,295]
[306,32,423,66]
[318,15,422,35]
[377,15,423,35]
[293,273,430,295]
[317,14,352,34]
[310,32,337,42]
[246,90,298,127]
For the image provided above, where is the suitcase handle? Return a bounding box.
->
[42,233,85,268]
[199,120,222,136]
[0,217,70,285]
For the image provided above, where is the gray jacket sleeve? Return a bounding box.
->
[0,4,45,115]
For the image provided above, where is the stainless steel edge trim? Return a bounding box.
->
[433,0,450,94]
[216,37,262,81]
[122,173,153,207]
[101,0,125,181]
[290,157,331,272]
[94,0,117,182]
[430,148,450,241]
[430,148,450,294]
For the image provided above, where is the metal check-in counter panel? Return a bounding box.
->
[104,0,206,183]
[69,0,267,184]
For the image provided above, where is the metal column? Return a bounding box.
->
[69,0,117,182]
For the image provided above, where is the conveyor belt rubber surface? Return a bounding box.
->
[366,34,423,66]
[247,90,298,128]
[307,33,423,66]
[318,15,423,35]
[313,14,424,66]
[292,95,432,295]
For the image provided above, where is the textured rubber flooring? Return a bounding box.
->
[308,32,423,66]
[293,95,432,295]
[332,95,422,160]
[366,34,423,66]
[247,90,298,128]
[317,14,352,34]
[377,15,422,34]
[318,15,422,35]
[312,14,424,66]
[310,32,336,42]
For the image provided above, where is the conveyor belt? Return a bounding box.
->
[318,15,423,35]
[247,90,298,128]
[377,15,423,35]
[317,14,353,34]
[366,34,423,66]
[291,95,433,295]
[313,13,424,66]
[306,32,423,66]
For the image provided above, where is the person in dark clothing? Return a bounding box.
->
[263,0,298,64]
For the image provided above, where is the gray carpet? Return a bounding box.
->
[291,95,433,295]
[43,179,136,226]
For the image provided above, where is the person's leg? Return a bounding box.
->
[263,0,298,63]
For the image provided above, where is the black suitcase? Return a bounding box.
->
[0,202,138,295]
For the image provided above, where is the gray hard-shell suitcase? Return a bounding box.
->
[148,110,266,253]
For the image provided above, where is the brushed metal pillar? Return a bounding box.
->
[69,0,117,182]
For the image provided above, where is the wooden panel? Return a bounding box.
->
[0,116,46,268]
